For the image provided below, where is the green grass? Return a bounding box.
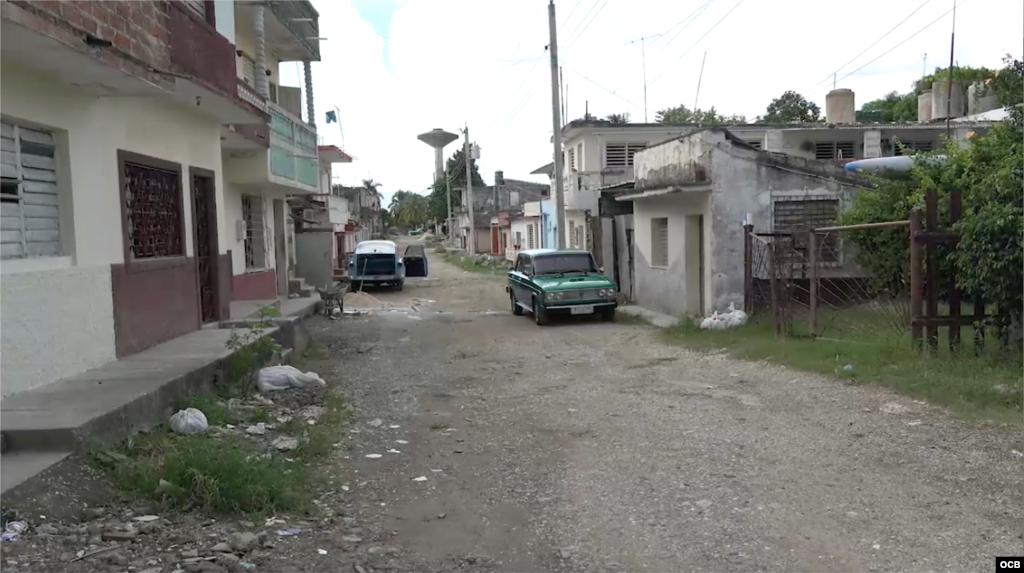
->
[663,314,1023,425]
[444,253,503,274]
[94,431,314,515]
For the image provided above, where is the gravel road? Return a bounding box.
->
[302,249,1023,573]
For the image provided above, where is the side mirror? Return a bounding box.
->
[599,266,605,273]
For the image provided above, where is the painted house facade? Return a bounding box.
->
[0,0,277,396]
[221,0,322,302]
[613,128,866,318]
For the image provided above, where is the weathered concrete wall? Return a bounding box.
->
[613,214,634,300]
[633,134,711,191]
[632,193,710,317]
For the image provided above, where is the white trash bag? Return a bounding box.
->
[169,408,209,435]
[257,365,327,393]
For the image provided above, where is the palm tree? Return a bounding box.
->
[606,113,630,124]
[360,179,383,234]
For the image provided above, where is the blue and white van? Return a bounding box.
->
[349,240,405,291]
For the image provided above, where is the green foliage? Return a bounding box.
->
[223,306,282,397]
[388,190,430,229]
[914,65,996,95]
[606,113,630,124]
[842,56,1024,346]
[95,431,313,514]
[759,90,821,123]
[859,91,919,122]
[655,103,746,125]
[427,147,485,224]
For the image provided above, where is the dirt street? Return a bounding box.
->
[301,251,1022,572]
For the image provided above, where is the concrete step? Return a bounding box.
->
[1,451,71,495]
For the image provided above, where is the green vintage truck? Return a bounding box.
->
[506,248,618,325]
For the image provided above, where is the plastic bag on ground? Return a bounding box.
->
[169,408,209,435]
[257,365,327,393]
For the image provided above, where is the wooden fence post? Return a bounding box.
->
[948,189,962,353]
[808,230,818,339]
[910,208,923,353]
[924,189,939,354]
[769,241,781,338]
[743,224,753,313]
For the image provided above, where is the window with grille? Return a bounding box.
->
[1,122,61,259]
[568,220,576,247]
[814,141,856,160]
[527,223,535,249]
[893,139,934,156]
[772,197,841,263]
[575,226,584,250]
[605,143,647,168]
[745,140,762,149]
[122,154,184,260]
[650,218,668,267]
[240,54,256,88]
[567,147,575,171]
[242,195,268,269]
[514,231,522,248]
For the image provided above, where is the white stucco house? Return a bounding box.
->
[610,128,869,318]
[0,0,321,397]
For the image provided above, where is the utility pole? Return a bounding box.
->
[625,33,661,122]
[462,125,476,255]
[548,0,566,249]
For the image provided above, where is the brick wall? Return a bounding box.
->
[5,1,171,70]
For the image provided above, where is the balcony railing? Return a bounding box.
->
[268,101,318,189]
[267,1,321,61]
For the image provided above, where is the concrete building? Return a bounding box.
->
[610,128,866,318]
[533,105,996,254]
[0,0,279,396]
[221,0,322,302]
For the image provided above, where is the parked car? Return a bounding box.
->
[506,248,618,325]
[349,240,405,291]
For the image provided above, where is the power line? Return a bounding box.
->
[499,4,545,75]
[561,0,599,50]
[647,0,745,90]
[562,0,609,54]
[809,0,967,98]
[655,0,716,53]
[805,0,932,94]
[560,0,584,29]
[483,48,548,136]
[562,61,640,109]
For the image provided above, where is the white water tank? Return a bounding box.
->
[825,88,856,124]
[917,92,933,123]
[967,83,1000,115]
[931,79,965,120]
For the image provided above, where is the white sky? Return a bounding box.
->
[279,0,1023,208]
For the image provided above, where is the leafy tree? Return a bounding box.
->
[606,113,630,124]
[427,146,486,224]
[859,91,918,122]
[841,56,1023,346]
[759,90,821,123]
[914,65,996,95]
[388,190,430,229]
[655,103,746,125]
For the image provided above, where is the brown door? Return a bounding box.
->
[191,170,218,323]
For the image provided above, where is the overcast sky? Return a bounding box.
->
[279,0,1023,208]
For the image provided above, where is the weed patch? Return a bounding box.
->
[94,431,313,515]
[444,253,502,275]
[663,316,1023,424]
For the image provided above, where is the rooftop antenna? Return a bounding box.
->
[944,0,956,139]
[694,51,707,125]
[625,33,662,122]
[922,51,927,77]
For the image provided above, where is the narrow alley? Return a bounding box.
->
[283,251,1022,573]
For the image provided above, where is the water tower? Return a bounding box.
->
[417,128,458,182]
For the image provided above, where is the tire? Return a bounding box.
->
[601,307,617,322]
[511,292,524,315]
[396,281,404,292]
[350,281,361,292]
[533,297,550,326]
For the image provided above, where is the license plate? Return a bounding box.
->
[570,305,594,315]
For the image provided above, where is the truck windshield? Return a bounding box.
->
[534,253,597,275]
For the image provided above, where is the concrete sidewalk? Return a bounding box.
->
[618,304,680,328]
[0,295,321,495]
